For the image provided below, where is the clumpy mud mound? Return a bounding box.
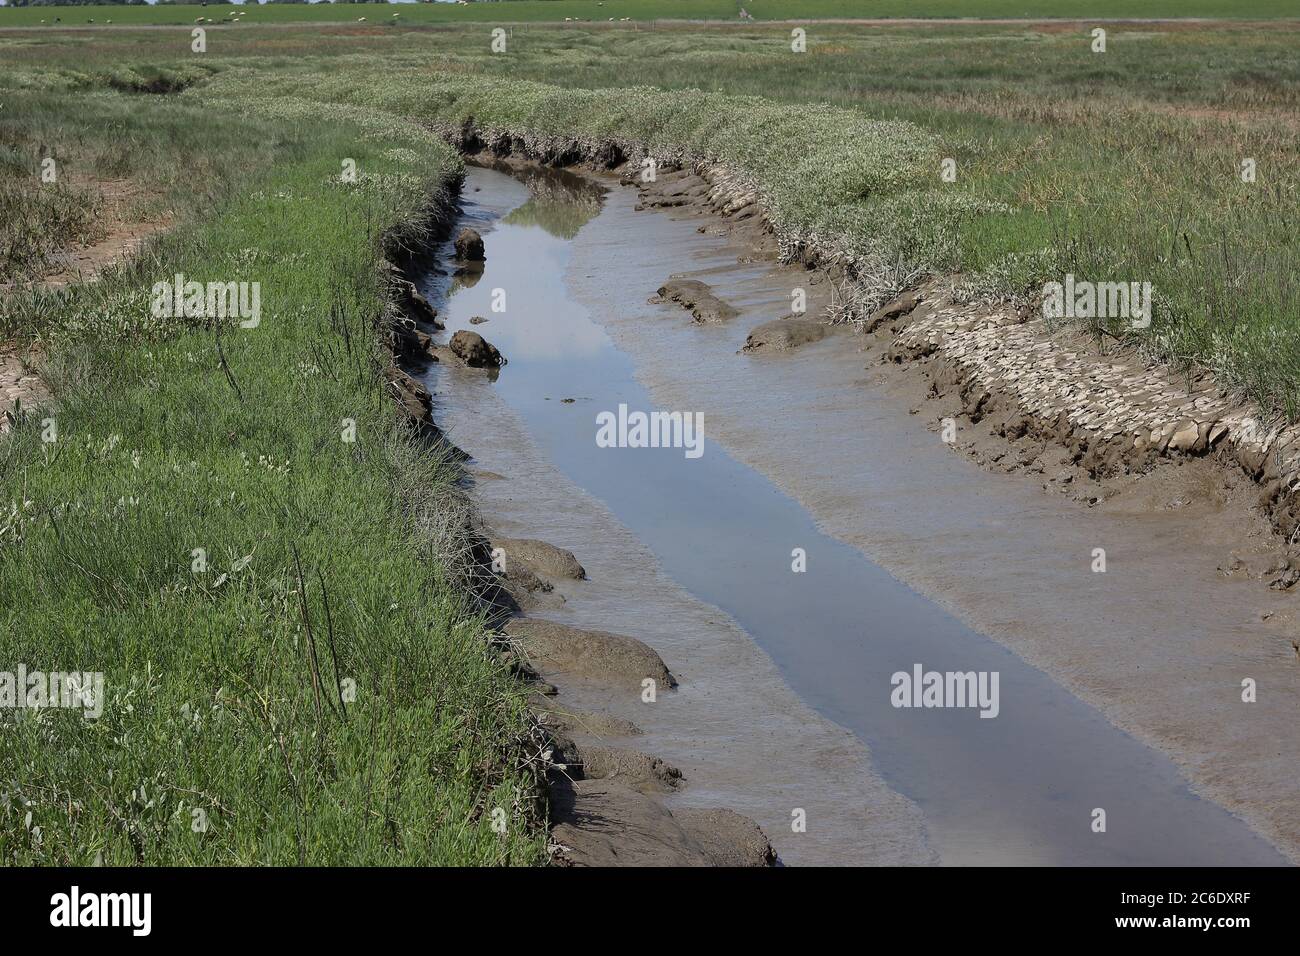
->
[533,705,642,739]
[491,537,586,580]
[504,619,675,690]
[571,745,683,794]
[485,537,586,609]
[634,170,712,211]
[453,227,485,261]
[549,780,711,866]
[634,167,765,229]
[549,779,775,867]
[652,277,739,324]
[673,808,778,868]
[449,329,505,368]
[497,561,566,611]
[743,316,834,353]
[0,346,48,435]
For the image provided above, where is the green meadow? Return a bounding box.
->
[1,69,547,865]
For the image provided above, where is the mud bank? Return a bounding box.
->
[397,159,1294,866]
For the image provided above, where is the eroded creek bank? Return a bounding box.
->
[403,160,1296,866]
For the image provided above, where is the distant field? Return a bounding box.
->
[0,0,1296,29]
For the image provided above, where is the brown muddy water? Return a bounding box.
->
[414,164,1292,866]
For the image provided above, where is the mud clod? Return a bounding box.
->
[454,227,485,261]
[504,619,675,690]
[492,537,586,580]
[743,316,832,353]
[674,808,778,868]
[498,562,566,611]
[573,745,683,793]
[549,779,774,868]
[450,329,505,368]
[656,278,739,324]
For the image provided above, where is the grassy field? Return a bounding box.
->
[1,11,1297,864]
[0,68,548,864]
[9,19,1286,411]
[0,0,1295,29]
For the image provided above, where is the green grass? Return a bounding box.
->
[0,82,547,865]
[0,0,1294,30]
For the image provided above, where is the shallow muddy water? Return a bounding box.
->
[415,164,1291,866]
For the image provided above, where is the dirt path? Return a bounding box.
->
[0,346,44,434]
[1,178,169,430]
[38,179,169,289]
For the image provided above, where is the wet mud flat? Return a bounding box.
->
[408,159,1295,866]
[408,164,928,865]
[615,168,1300,863]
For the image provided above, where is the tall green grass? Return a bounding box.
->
[0,90,547,865]
[0,79,280,289]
